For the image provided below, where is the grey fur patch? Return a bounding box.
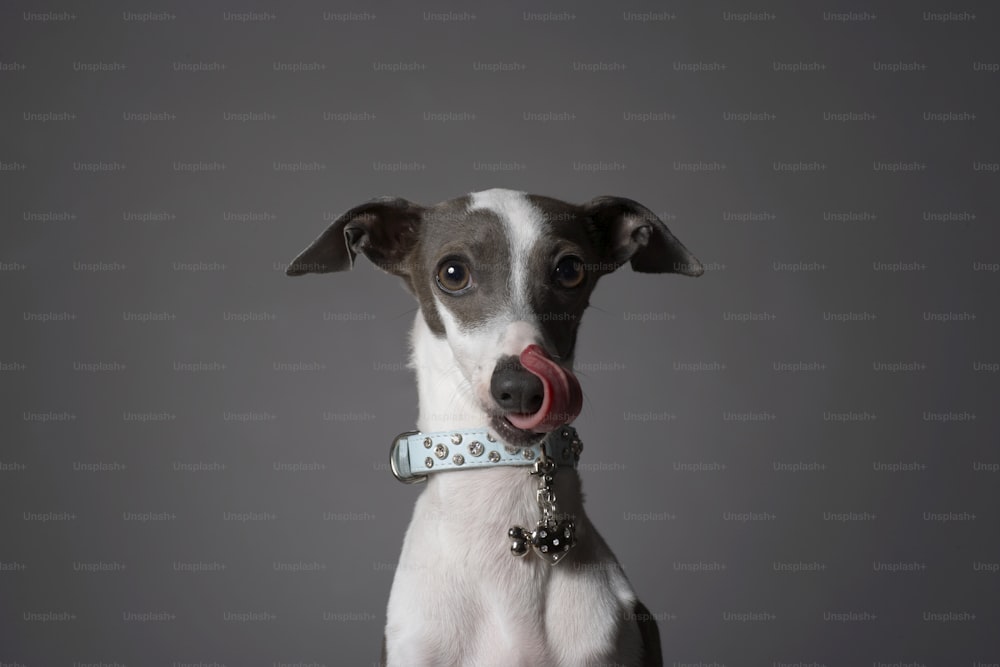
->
[407,196,513,336]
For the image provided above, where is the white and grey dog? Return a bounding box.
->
[287,188,702,666]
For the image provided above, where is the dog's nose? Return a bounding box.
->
[490,356,544,414]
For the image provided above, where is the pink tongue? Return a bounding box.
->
[505,344,583,432]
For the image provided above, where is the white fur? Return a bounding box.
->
[384,191,646,666]
[411,303,491,432]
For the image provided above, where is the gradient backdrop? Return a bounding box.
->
[1,1,998,665]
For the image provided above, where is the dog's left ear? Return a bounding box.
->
[286,196,425,277]
[583,196,703,276]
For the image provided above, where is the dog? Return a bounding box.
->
[287,188,702,666]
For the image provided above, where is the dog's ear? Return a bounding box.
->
[286,196,424,277]
[583,196,703,276]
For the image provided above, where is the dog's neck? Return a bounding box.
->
[406,309,585,561]
[409,313,492,433]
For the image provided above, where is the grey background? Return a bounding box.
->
[1,0,998,665]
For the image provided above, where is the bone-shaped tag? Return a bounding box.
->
[508,518,576,565]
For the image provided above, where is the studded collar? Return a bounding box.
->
[389,426,583,483]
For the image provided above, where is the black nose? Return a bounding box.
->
[490,356,544,414]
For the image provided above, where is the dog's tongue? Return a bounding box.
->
[506,344,582,432]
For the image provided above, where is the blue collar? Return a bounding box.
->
[389,426,582,483]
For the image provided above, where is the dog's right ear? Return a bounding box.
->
[285,197,424,277]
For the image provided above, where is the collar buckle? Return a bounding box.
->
[389,430,427,484]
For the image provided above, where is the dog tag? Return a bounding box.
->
[508,518,576,565]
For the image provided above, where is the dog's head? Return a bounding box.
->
[287,188,701,445]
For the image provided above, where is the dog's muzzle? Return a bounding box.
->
[502,345,582,432]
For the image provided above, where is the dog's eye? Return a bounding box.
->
[553,255,585,289]
[436,259,472,294]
